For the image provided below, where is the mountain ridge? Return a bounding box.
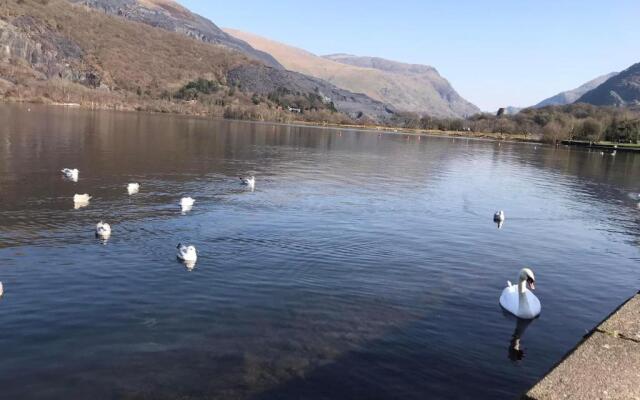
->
[70,0,283,69]
[224,28,479,118]
[534,72,618,108]
[577,63,640,106]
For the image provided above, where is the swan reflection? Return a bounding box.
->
[508,317,534,362]
[183,260,197,271]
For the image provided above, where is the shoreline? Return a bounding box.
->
[1,98,543,145]
[524,291,640,399]
[10,99,640,150]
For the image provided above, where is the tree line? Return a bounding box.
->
[390,103,640,143]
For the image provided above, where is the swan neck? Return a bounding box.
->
[518,279,527,294]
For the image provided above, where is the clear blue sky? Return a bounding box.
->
[178,0,639,111]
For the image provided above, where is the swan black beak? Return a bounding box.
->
[527,278,536,290]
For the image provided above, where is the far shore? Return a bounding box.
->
[8,99,640,150]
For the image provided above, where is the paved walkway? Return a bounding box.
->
[524,292,640,400]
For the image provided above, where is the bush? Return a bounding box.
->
[175,79,219,100]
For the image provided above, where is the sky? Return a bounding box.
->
[178,0,640,111]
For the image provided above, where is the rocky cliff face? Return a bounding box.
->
[70,0,283,69]
[0,16,102,87]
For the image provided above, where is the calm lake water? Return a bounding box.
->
[0,104,638,399]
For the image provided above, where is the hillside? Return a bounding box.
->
[224,29,479,118]
[577,62,640,106]
[534,72,618,108]
[69,0,283,69]
[0,0,392,122]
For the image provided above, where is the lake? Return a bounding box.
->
[0,104,638,399]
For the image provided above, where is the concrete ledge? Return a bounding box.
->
[524,292,640,400]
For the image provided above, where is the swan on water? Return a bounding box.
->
[494,211,505,223]
[61,168,79,182]
[177,243,197,262]
[95,221,111,239]
[500,268,541,319]
[0,281,3,297]
[73,194,92,209]
[180,197,195,212]
[240,176,256,188]
[127,183,140,195]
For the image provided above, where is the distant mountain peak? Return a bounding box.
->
[534,72,618,108]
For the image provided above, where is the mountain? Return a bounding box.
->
[224,29,479,118]
[0,0,392,121]
[70,0,283,69]
[577,63,640,106]
[534,72,618,108]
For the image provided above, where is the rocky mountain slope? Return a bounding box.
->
[224,29,479,118]
[534,72,618,108]
[0,0,392,121]
[577,62,640,106]
[70,0,283,69]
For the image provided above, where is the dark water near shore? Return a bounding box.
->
[0,104,638,399]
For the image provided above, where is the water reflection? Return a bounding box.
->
[73,200,91,210]
[183,260,197,271]
[0,104,638,400]
[507,316,535,362]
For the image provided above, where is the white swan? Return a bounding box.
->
[240,176,256,188]
[95,221,111,238]
[177,243,197,262]
[127,183,140,195]
[180,197,195,212]
[494,211,505,223]
[500,268,541,319]
[73,194,92,209]
[61,168,79,182]
[0,281,3,297]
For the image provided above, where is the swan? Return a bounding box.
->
[95,221,111,238]
[0,281,3,297]
[127,183,140,195]
[180,197,195,212]
[177,243,197,262]
[61,168,79,182]
[73,194,92,209]
[500,268,541,319]
[494,211,505,223]
[240,176,256,188]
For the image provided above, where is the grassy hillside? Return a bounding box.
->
[0,0,381,124]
